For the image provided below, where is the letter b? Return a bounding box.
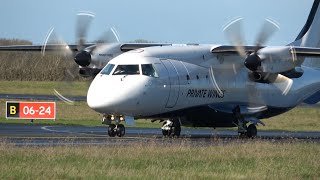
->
[6,102,20,118]
[10,106,16,115]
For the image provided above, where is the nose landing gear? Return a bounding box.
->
[161,118,181,137]
[103,115,126,137]
[107,124,125,137]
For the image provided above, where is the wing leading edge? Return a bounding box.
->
[0,43,172,52]
[211,45,320,58]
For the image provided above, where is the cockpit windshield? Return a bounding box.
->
[113,65,140,75]
[142,64,158,78]
[101,64,115,75]
[101,63,159,77]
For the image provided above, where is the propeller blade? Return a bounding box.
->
[223,17,247,58]
[208,65,239,100]
[53,63,79,105]
[41,27,80,105]
[41,12,103,105]
[88,27,122,70]
[41,27,73,57]
[271,74,293,95]
[97,27,121,44]
[246,80,268,113]
[76,11,95,51]
[209,66,225,97]
[244,18,280,72]
[254,18,280,52]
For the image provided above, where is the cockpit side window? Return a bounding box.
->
[101,64,115,75]
[113,65,140,75]
[142,64,159,78]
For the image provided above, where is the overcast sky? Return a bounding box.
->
[0,0,314,45]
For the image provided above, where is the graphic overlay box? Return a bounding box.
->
[6,102,56,120]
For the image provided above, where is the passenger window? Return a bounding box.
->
[101,64,115,75]
[142,64,159,77]
[113,65,140,75]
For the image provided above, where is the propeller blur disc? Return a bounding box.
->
[76,11,95,51]
[223,17,247,58]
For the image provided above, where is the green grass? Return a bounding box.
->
[0,81,87,96]
[260,107,320,132]
[0,141,319,179]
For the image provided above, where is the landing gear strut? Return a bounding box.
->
[233,106,258,138]
[161,118,181,137]
[103,115,126,137]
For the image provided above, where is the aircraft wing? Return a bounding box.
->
[120,43,172,52]
[0,44,94,52]
[211,45,320,57]
[211,45,257,54]
[0,43,171,52]
[292,47,320,57]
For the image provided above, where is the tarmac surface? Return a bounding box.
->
[0,124,319,147]
[1,93,319,107]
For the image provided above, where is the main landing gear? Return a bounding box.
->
[233,106,259,139]
[238,121,258,138]
[161,118,181,137]
[103,115,126,137]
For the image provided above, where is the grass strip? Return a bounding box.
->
[0,141,319,179]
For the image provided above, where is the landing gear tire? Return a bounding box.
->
[247,124,257,138]
[162,129,171,136]
[116,124,125,137]
[172,124,181,137]
[108,124,116,137]
[162,122,172,137]
[161,119,181,137]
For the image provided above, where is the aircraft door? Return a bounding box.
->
[160,59,180,108]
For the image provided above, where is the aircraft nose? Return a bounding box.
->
[87,94,105,112]
[87,75,144,114]
[87,79,109,113]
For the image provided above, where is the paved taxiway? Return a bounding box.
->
[0,124,319,146]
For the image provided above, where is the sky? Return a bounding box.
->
[0,0,314,45]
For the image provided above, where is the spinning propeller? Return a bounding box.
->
[223,17,293,96]
[42,11,120,104]
[209,17,295,114]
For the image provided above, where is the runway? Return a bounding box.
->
[0,124,319,146]
[1,94,319,107]
[0,94,86,101]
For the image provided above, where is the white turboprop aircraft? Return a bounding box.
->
[1,0,320,138]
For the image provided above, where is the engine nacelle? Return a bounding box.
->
[89,43,123,69]
[75,43,123,71]
[258,46,296,73]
